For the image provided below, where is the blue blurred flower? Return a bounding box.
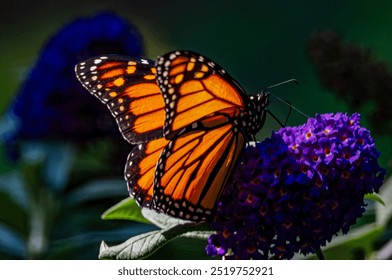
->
[1,12,143,159]
[206,113,385,259]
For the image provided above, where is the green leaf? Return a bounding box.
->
[101,197,150,224]
[182,230,213,240]
[99,222,211,260]
[141,208,213,240]
[365,193,385,206]
[141,208,190,229]
[146,237,213,259]
[376,176,392,227]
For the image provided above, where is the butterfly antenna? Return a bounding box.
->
[266,109,286,127]
[269,93,310,119]
[261,78,309,126]
[263,79,299,92]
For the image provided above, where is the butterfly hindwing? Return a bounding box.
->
[155,50,249,139]
[152,109,245,221]
[75,55,164,143]
[125,137,169,207]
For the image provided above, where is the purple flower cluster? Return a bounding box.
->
[206,113,385,259]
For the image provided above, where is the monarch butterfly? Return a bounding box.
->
[75,50,269,221]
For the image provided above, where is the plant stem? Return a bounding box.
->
[315,248,326,260]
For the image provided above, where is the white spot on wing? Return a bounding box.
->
[141,59,149,64]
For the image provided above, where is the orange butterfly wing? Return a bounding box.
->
[152,51,250,220]
[153,109,244,221]
[75,55,167,206]
[125,137,169,206]
[155,51,248,138]
[75,55,164,143]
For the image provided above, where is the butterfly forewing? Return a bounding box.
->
[75,55,164,143]
[155,51,248,139]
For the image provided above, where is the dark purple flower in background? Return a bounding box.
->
[206,113,385,259]
[1,12,143,159]
[307,30,392,135]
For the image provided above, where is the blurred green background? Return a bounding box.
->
[1,0,392,259]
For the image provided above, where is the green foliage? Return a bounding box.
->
[100,202,213,259]
[99,221,211,260]
[365,193,385,206]
[102,198,150,224]
[376,177,392,227]
[0,141,153,259]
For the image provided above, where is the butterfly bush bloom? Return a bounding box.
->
[1,12,143,159]
[206,112,385,259]
[307,30,392,135]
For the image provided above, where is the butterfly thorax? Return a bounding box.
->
[244,93,269,139]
